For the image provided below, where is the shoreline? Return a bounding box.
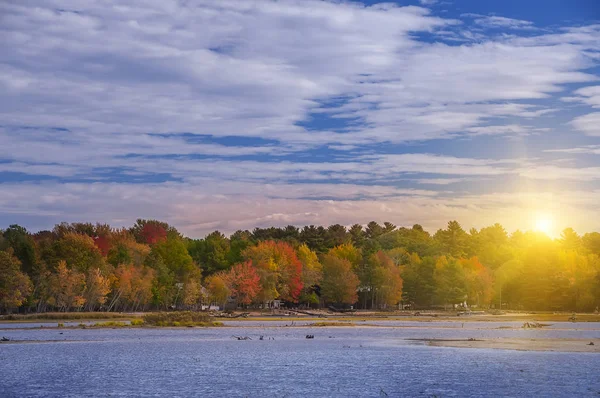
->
[419,338,600,353]
[2,311,600,325]
[3,336,599,353]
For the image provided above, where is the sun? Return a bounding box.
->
[534,215,554,236]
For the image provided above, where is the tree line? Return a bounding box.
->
[1,220,599,313]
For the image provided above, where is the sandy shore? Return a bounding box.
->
[421,338,600,353]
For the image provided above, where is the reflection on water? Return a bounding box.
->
[1,321,599,397]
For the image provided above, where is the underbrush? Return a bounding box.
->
[143,312,222,327]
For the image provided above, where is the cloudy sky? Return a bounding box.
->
[1,0,600,237]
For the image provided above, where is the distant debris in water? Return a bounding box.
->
[306,334,314,339]
[569,314,577,322]
[1,337,9,342]
[232,335,252,340]
[588,342,595,346]
[522,322,548,329]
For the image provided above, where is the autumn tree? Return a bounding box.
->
[0,250,33,313]
[328,243,362,269]
[221,261,261,305]
[108,263,155,312]
[107,231,151,267]
[459,257,494,307]
[370,251,403,309]
[47,260,86,311]
[83,268,111,311]
[130,219,170,245]
[205,274,230,308]
[50,232,105,273]
[297,244,322,306]
[320,254,359,305]
[243,241,303,303]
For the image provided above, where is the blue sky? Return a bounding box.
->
[1,0,599,237]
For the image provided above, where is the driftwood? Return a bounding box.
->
[327,306,356,313]
[522,322,548,329]
[232,335,252,340]
[305,334,315,339]
[229,312,250,318]
[290,309,327,318]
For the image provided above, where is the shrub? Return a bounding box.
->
[142,311,216,327]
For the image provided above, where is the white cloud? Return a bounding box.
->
[563,85,600,108]
[570,112,600,136]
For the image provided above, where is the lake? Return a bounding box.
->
[1,321,599,397]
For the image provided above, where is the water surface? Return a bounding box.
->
[1,321,599,397]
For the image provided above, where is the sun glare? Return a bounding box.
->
[534,216,554,236]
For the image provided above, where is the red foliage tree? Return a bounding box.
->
[141,223,167,245]
[93,235,111,256]
[222,261,261,305]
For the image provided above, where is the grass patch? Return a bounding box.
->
[143,312,221,327]
[309,321,357,327]
[92,321,130,328]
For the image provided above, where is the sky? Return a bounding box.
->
[1,0,600,238]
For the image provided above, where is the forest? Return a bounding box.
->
[1,220,599,314]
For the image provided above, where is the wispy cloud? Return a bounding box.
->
[463,14,536,30]
[570,113,600,136]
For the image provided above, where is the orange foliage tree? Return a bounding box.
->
[459,257,494,307]
[370,251,403,308]
[108,263,155,311]
[84,268,111,311]
[243,241,303,303]
[0,250,32,313]
[47,260,86,311]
